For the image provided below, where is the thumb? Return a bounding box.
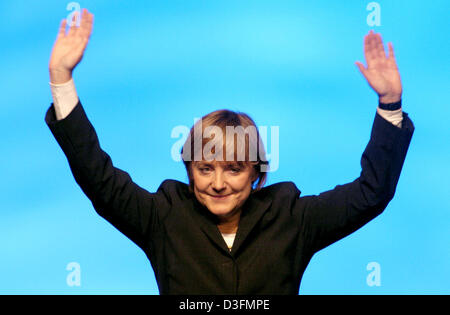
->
[355,61,367,76]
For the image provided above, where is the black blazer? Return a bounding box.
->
[45,101,414,294]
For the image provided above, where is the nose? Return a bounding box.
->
[211,170,226,191]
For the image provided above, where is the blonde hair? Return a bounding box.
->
[181,109,269,193]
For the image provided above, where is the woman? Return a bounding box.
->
[46,9,414,294]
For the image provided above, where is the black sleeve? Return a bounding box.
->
[296,110,415,254]
[44,100,172,250]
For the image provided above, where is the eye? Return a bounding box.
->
[229,167,241,174]
[198,167,211,173]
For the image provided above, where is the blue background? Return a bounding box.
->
[0,0,448,294]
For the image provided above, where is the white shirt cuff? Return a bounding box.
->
[376,107,403,129]
[49,78,79,120]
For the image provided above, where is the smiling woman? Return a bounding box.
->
[44,8,414,294]
[181,108,269,193]
[180,109,270,237]
[192,160,257,235]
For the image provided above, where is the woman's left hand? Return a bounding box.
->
[355,30,402,104]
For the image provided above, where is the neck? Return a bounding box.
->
[217,208,241,234]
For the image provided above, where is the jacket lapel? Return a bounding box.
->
[231,191,273,255]
[189,197,232,255]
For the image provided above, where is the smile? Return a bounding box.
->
[210,194,232,200]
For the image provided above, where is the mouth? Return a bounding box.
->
[209,194,232,200]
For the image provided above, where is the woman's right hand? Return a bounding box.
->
[49,8,94,84]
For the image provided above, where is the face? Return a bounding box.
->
[191,160,257,219]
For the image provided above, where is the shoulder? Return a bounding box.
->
[252,181,302,211]
[156,179,192,204]
[256,181,301,198]
[248,181,305,220]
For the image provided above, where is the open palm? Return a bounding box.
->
[356,30,402,103]
[49,9,94,76]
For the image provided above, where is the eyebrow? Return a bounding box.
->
[196,162,242,168]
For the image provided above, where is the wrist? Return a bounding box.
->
[379,94,402,104]
[49,68,73,85]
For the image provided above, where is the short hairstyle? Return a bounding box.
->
[181,109,269,193]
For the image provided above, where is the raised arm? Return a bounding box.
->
[45,9,171,250]
[298,110,414,254]
[296,31,414,254]
[48,9,94,121]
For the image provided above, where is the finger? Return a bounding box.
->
[80,10,94,39]
[388,42,396,60]
[87,13,94,38]
[68,11,81,36]
[364,32,377,67]
[56,18,67,39]
[67,11,79,37]
[78,9,88,36]
[77,9,89,37]
[387,42,399,69]
[375,33,387,59]
[355,61,368,77]
[74,9,87,36]
[80,8,89,27]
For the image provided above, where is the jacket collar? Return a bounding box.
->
[187,188,273,256]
